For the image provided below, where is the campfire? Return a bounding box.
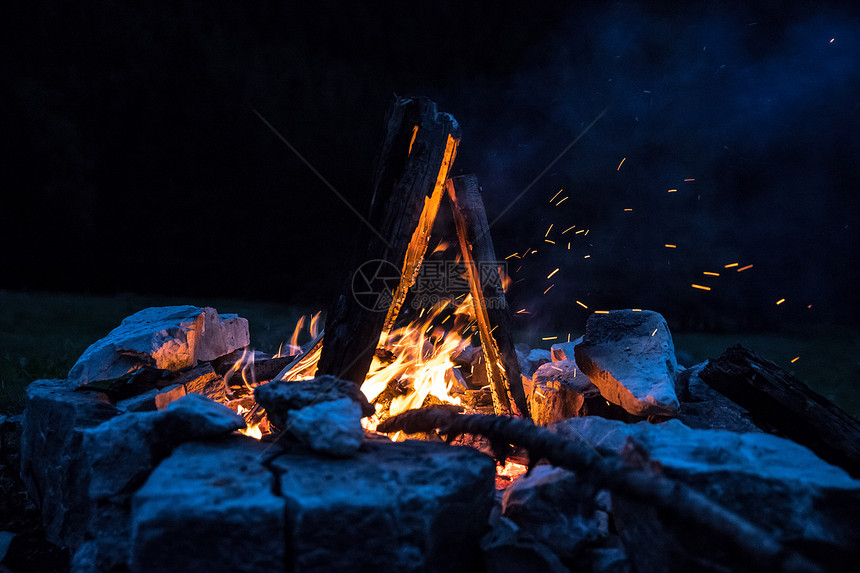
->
[16,97,860,573]
[222,97,530,447]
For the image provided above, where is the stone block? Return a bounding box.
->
[574,310,679,416]
[131,437,286,573]
[272,437,495,572]
[19,379,118,547]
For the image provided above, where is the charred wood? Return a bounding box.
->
[317,96,460,385]
[700,345,860,478]
[447,174,529,419]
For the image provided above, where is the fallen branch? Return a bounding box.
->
[377,408,821,573]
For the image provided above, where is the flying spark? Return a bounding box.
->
[665,244,677,248]
[724,263,739,268]
[791,356,800,363]
[703,271,720,276]
[617,157,626,170]
[576,300,588,309]
[737,264,753,272]
[562,225,576,234]
[544,284,555,294]
[550,189,564,203]
[691,284,711,291]
[545,223,553,237]
[776,298,786,305]
[556,197,568,206]
[547,268,560,279]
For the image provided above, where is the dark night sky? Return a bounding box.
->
[2,1,859,333]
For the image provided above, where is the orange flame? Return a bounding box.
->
[272,298,474,439]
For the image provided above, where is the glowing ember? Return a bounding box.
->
[495,459,529,488]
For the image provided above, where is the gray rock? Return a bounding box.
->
[574,310,680,417]
[481,516,570,573]
[529,361,600,426]
[254,375,373,455]
[502,465,609,558]
[675,362,760,433]
[75,396,245,572]
[550,337,583,362]
[587,546,631,573]
[519,348,552,377]
[0,531,15,562]
[67,306,249,389]
[72,503,132,573]
[195,307,249,362]
[272,437,495,572]
[115,383,187,412]
[83,393,245,501]
[20,379,118,547]
[286,397,365,456]
[131,437,286,573]
[172,363,227,402]
[551,417,860,552]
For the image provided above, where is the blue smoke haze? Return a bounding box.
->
[445,2,860,331]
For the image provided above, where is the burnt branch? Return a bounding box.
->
[377,408,822,573]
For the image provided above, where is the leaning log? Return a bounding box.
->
[316,96,460,385]
[447,175,530,419]
[700,344,860,478]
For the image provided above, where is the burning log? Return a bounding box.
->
[317,96,460,385]
[377,407,823,573]
[700,345,860,478]
[447,174,529,419]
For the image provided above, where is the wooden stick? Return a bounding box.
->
[447,175,530,419]
[377,408,822,573]
[316,97,460,385]
[272,332,324,382]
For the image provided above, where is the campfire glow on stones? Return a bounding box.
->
[233,295,492,441]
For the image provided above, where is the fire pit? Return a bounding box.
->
[18,97,860,573]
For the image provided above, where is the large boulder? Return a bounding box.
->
[20,379,119,548]
[551,417,860,566]
[74,394,246,572]
[67,306,249,389]
[574,310,679,417]
[271,436,495,572]
[130,437,286,573]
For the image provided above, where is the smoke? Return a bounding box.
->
[447,2,860,332]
